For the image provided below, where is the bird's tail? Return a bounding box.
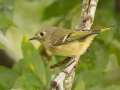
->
[93,27,112,34]
[100,27,112,32]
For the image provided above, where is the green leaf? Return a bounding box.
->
[13,37,52,89]
[0,66,18,90]
[0,0,14,30]
[12,73,45,90]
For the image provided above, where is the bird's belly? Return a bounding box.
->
[49,35,95,56]
[49,41,86,56]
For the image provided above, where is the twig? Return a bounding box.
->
[50,56,79,90]
[50,0,99,90]
[77,0,99,30]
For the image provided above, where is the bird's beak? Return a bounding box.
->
[29,36,38,40]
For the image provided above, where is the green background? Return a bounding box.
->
[0,0,120,90]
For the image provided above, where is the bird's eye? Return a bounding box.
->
[39,32,46,37]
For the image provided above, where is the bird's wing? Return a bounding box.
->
[53,30,98,46]
[52,33,72,46]
[52,27,111,46]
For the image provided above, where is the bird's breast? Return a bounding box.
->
[49,35,96,56]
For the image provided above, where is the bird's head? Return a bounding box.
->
[29,27,56,41]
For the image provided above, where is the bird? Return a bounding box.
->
[30,26,110,57]
[29,26,111,68]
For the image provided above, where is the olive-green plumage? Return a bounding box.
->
[30,26,110,56]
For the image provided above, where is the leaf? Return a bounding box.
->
[0,0,14,30]
[105,54,119,72]
[12,73,45,90]
[0,27,23,61]
[74,76,86,90]
[13,37,52,89]
[0,66,18,90]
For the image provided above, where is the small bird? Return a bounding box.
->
[30,26,110,57]
[30,26,111,68]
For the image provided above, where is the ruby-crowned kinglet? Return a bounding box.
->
[30,27,110,56]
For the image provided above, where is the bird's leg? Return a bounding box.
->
[50,56,76,69]
[64,56,76,68]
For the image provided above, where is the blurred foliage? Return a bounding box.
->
[0,0,120,90]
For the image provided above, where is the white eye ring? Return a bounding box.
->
[39,31,46,37]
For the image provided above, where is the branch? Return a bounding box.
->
[50,0,99,90]
[77,0,99,30]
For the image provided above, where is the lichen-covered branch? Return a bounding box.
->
[78,0,99,30]
[50,0,99,90]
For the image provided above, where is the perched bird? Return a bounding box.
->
[30,26,110,57]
